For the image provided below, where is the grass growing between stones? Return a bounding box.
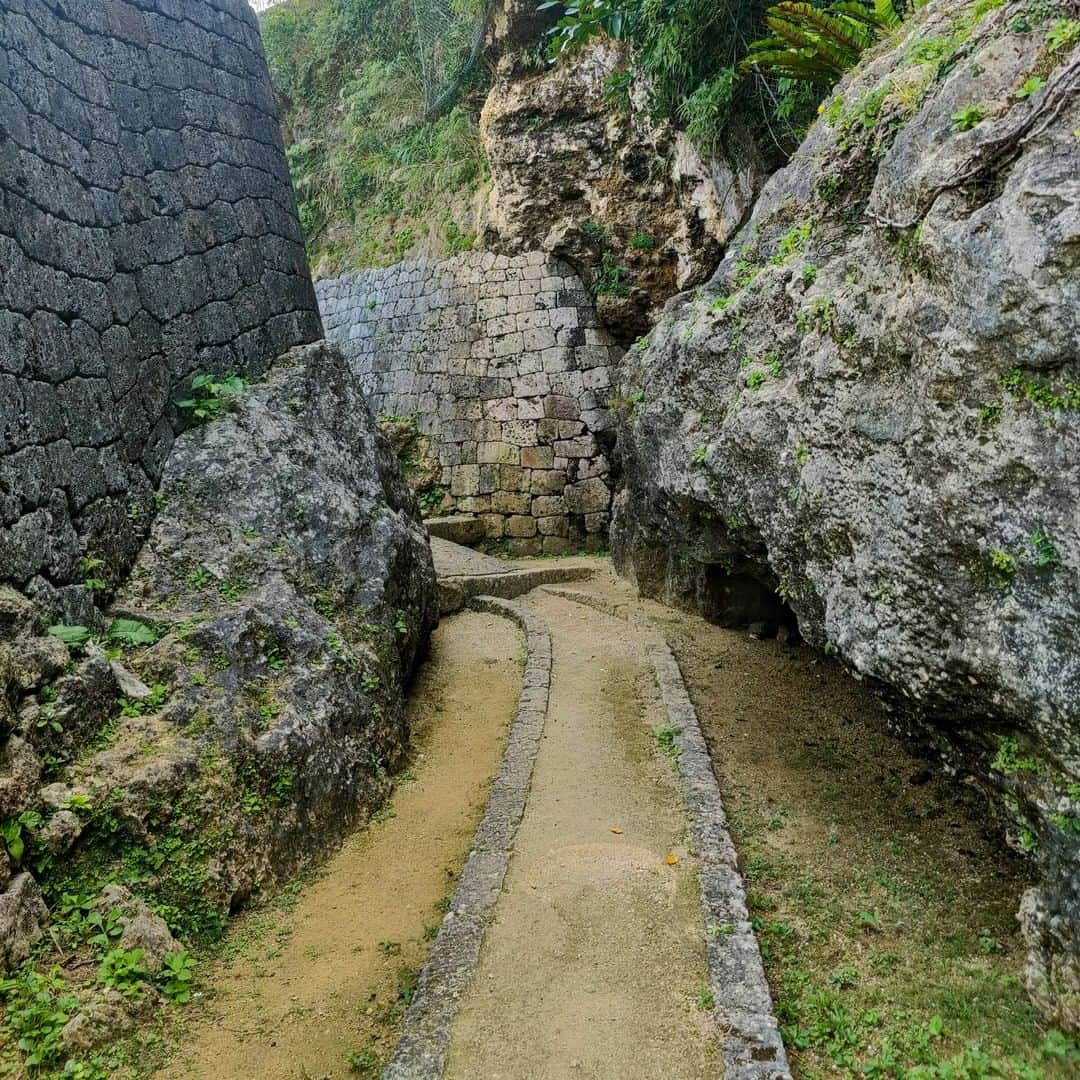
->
[661,615,1080,1078]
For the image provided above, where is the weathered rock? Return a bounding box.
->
[3,636,69,693]
[479,39,764,340]
[37,810,83,854]
[0,736,43,820]
[0,588,38,641]
[84,340,440,914]
[0,872,48,971]
[97,885,183,970]
[613,0,1079,1027]
[60,990,146,1054]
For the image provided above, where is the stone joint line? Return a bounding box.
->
[382,594,553,1080]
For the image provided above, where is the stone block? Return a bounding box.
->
[518,396,545,419]
[538,515,570,537]
[532,495,565,517]
[479,465,499,494]
[543,394,579,420]
[492,491,531,514]
[450,464,480,497]
[477,442,520,465]
[530,469,567,494]
[456,495,491,513]
[508,537,543,557]
[492,332,524,358]
[585,512,609,534]
[502,420,537,447]
[542,536,576,556]
[478,513,506,539]
[520,446,554,470]
[564,477,610,514]
[498,465,530,492]
[554,435,597,459]
[505,515,538,538]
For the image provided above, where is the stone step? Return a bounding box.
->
[425,514,487,546]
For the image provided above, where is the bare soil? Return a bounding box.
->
[156,610,523,1080]
[559,567,1077,1077]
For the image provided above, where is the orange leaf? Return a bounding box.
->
[610,827,623,834]
[665,854,679,865]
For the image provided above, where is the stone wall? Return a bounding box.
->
[317,252,621,554]
[0,0,321,613]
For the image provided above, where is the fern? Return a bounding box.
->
[742,0,899,84]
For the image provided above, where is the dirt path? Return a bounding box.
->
[443,591,720,1080]
[157,611,523,1080]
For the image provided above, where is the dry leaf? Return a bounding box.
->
[665,854,679,865]
[610,827,623,835]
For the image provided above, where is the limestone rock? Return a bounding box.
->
[97,885,182,970]
[0,872,48,972]
[479,40,764,340]
[37,810,83,854]
[612,0,1080,1026]
[60,989,144,1054]
[98,340,439,912]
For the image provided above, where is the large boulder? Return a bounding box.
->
[613,0,1079,1027]
[0,341,440,945]
[479,39,765,341]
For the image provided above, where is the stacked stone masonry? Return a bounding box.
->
[317,252,622,555]
[0,0,322,609]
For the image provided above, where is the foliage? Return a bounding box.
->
[261,0,490,270]
[108,618,161,647]
[98,948,148,997]
[0,967,78,1069]
[159,951,197,1004]
[740,0,901,85]
[593,252,631,296]
[47,624,91,649]
[950,103,986,131]
[176,373,246,424]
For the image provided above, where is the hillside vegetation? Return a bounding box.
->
[261,0,492,274]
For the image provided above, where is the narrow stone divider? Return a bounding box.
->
[544,586,791,1079]
[382,596,553,1080]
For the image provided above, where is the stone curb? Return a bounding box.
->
[437,564,595,615]
[543,586,792,1080]
[381,596,553,1080]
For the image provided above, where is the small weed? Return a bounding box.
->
[629,231,655,251]
[346,1047,384,1076]
[1014,75,1045,99]
[951,104,987,131]
[696,986,716,1010]
[177,373,246,424]
[1047,17,1080,51]
[1030,528,1059,567]
[159,951,196,1003]
[654,725,682,757]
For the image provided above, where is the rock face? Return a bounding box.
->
[612,0,1080,1027]
[479,39,764,341]
[317,252,620,552]
[0,0,321,616]
[0,341,437,967]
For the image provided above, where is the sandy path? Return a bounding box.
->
[443,591,719,1080]
[157,610,523,1080]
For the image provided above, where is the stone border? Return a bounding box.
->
[544,586,791,1079]
[437,564,595,615]
[382,596,552,1080]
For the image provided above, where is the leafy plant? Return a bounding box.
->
[159,951,196,1003]
[0,810,42,865]
[98,947,147,997]
[1030,528,1059,567]
[740,0,901,85]
[951,104,986,131]
[0,967,78,1069]
[593,252,631,296]
[108,618,161,647]
[1014,75,1045,99]
[47,624,91,649]
[176,373,246,424]
[1046,16,1080,51]
[629,230,655,251]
